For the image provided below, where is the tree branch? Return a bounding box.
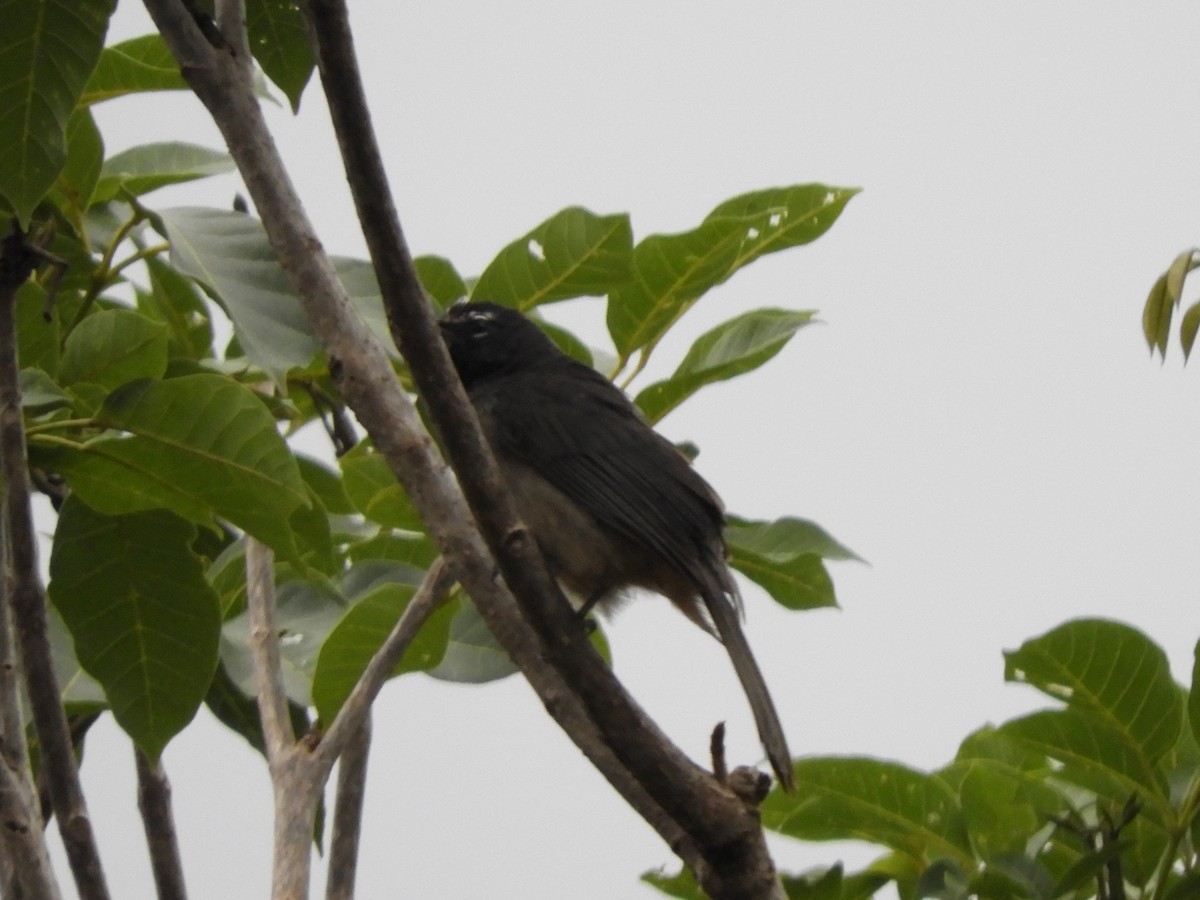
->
[244,538,294,757]
[301,3,781,896]
[135,749,188,900]
[324,716,370,900]
[0,223,110,900]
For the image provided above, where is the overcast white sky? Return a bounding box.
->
[50,3,1200,898]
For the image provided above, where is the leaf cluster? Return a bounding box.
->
[649,619,1200,900]
[2,3,856,785]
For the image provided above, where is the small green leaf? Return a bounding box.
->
[43,374,308,562]
[140,255,215,361]
[0,0,116,223]
[340,443,423,530]
[1003,618,1182,764]
[414,255,467,308]
[311,584,457,722]
[49,498,221,761]
[635,308,817,423]
[427,599,518,683]
[159,206,318,383]
[706,184,859,270]
[640,866,705,899]
[725,516,860,611]
[1190,639,1200,749]
[80,34,187,105]
[246,0,315,112]
[60,308,169,390]
[19,368,71,410]
[94,143,234,203]
[761,757,973,867]
[472,207,633,310]
[1181,300,1200,362]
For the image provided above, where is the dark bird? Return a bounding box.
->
[439,301,794,790]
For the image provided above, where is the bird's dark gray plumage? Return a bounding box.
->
[439,300,794,790]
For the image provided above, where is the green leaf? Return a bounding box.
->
[49,498,221,761]
[999,709,1172,827]
[340,443,423,530]
[297,455,354,516]
[725,516,860,611]
[48,607,106,707]
[94,143,234,203]
[19,367,71,410]
[139,255,215,361]
[60,308,169,390]
[1143,250,1200,357]
[427,599,518,683]
[761,757,973,867]
[1004,618,1182,764]
[80,34,187,105]
[706,184,859,269]
[311,584,457,722]
[246,0,315,112]
[471,207,633,310]
[159,206,318,383]
[0,0,116,223]
[204,660,310,757]
[640,866,705,899]
[608,185,856,360]
[414,255,468,308]
[15,281,60,374]
[43,374,308,562]
[1181,300,1200,362]
[49,108,104,217]
[635,308,817,424]
[221,580,347,706]
[1192,640,1200,749]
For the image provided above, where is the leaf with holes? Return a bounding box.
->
[0,0,115,223]
[43,374,308,562]
[472,207,632,310]
[1003,618,1182,764]
[49,498,221,761]
[635,308,817,423]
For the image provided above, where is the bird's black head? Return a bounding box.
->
[438,302,563,389]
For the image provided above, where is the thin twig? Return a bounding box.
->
[324,716,371,900]
[135,749,188,900]
[0,224,110,899]
[313,559,451,769]
[244,538,294,758]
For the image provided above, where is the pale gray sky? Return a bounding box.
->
[52,3,1200,898]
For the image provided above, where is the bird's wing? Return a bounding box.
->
[472,361,727,586]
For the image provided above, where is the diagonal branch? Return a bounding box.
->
[135,748,188,900]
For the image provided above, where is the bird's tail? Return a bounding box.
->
[701,580,795,792]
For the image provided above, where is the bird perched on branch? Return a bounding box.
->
[439,301,794,791]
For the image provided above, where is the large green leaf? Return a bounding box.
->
[159,206,318,382]
[635,308,817,424]
[1004,619,1182,764]
[80,34,187,105]
[60,307,168,390]
[608,185,856,360]
[427,599,518,683]
[311,584,457,722]
[42,374,308,561]
[761,757,973,867]
[94,142,234,203]
[0,0,115,223]
[49,498,221,761]
[471,207,633,310]
[246,0,314,112]
[725,516,859,611]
